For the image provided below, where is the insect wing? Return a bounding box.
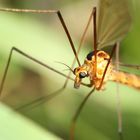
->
[97,0,132,48]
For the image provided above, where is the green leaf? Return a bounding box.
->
[0,103,61,140]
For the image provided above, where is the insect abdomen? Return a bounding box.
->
[111,71,140,89]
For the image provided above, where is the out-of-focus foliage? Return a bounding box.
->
[0,0,140,140]
[0,103,60,140]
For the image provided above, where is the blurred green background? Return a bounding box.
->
[0,0,140,140]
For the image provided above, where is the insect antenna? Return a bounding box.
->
[55,61,74,73]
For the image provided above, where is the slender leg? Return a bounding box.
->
[64,7,96,88]
[0,8,81,66]
[97,43,122,139]
[0,47,90,108]
[97,43,117,90]
[115,43,123,140]
[0,47,75,98]
[15,83,93,111]
[16,87,65,111]
[70,87,95,140]
[93,7,97,79]
[118,62,140,70]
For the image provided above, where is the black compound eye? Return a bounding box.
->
[86,51,94,60]
[79,72,87,78]
[86,50,99,60]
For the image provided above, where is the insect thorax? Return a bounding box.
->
[86,50,114,88]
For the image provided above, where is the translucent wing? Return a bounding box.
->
[97,0,132,48]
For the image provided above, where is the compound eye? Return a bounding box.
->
[86,51,94,60]
[79,72,87,78]
[86,50,99,60]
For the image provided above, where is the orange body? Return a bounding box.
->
[111,70,140,89]
[73,50,140,90]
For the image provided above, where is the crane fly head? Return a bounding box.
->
[73,50,112,89]
[73,66,89,89]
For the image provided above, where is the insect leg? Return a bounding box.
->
[0,47,75,98]
[97,43,117,90]
[118,63,140,70]
[0,47,91,110]
[16,87,65,111]
[16,83,93,111]
[97,42,123,139]
[63,8,95,88]
[70,87,95,140]
[93,7,97,79]
[115,43,123,140]
[0,8,81,66]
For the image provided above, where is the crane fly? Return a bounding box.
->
[0,0,139,140]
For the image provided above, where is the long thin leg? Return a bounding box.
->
[16,87,65,111]
[0,8,81,66]
[118,62,140,70]
[15,7,96,111]
[15,82,93,111]
[97,43,117,90]
[15,83,93,111]
[93,7,97,79]
[0,47,75,98]
[0,47,89,105]
[70,87,95,140]
[115,43,123,140]
[97,42,122,139]
[63,8,95,88]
